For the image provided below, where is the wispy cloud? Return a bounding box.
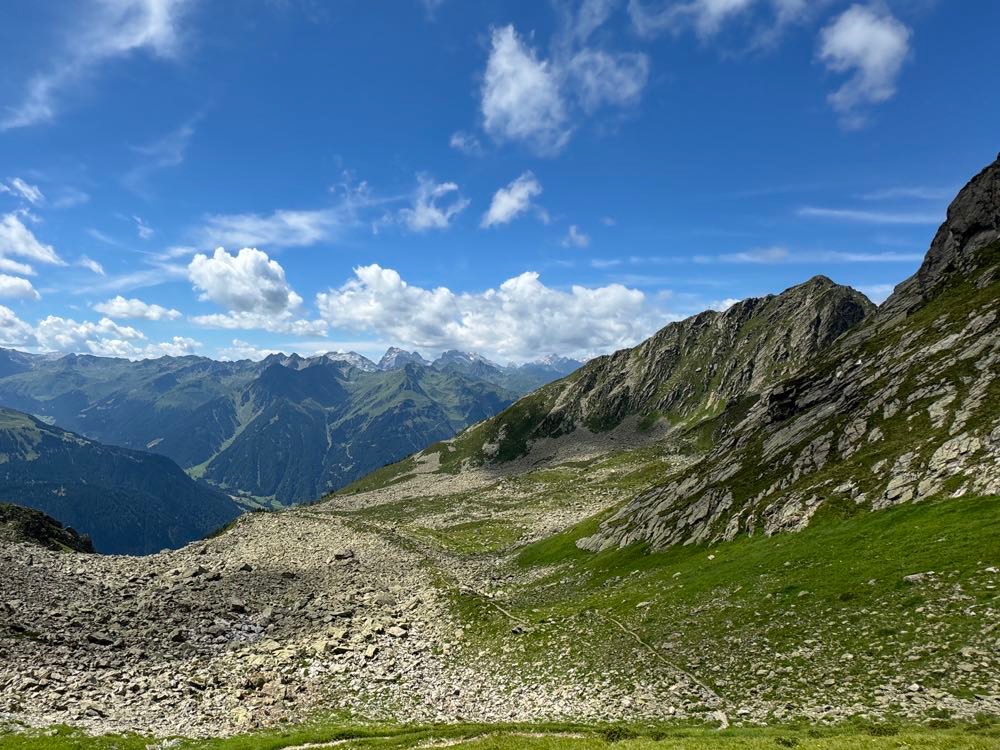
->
[860,186,956,201]
[798,206,941,225]
[561,224,591,248]
[0,178,45,205]
[696,245,923,264]
[1,0,194,130]
[124,118,198,195]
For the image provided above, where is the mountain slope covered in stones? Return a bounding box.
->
[0,407,240,554]
[0,157,997,746]
[0,349,574,505]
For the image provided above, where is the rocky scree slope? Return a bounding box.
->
[431,277,873,469]
[579,155,1000,551]
[0,502,94,552]
[0,407,240,555]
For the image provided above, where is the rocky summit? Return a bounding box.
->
[0,158,998,744]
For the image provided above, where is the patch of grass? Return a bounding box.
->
[1,723,997,749]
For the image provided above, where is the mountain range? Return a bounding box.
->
[0,348,580,505]
[0,407,240,554]
[0,156,997,743]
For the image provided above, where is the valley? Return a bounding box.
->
[1,155,998,748]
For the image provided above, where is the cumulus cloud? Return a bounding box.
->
[2,0,192,130]
[399,175,470,232]
[316,264,662,360]
[94,295,182,321]
[0,306,37,347]
[478,21,649,155]
[0,275,40,301]
[561,224,591,248]
[187,247,326,336]
[818,5,911,128]
[481,26,570,155]
[0,178,44,205]
[188,247,303,315]
[481,172,543,228]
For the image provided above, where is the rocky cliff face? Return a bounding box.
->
[441,277,873,467]
[579,155,1000,551]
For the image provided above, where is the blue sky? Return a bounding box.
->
[0,0,996,363]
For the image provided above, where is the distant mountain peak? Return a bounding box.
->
[321,351,378,372]
[378,347,429,370]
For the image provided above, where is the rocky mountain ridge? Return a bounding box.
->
[578,154,1000,551]
[430,275,874,469]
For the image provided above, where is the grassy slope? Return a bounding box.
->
[2,722,998,749]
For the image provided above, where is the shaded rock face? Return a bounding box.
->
[879,154,1000,323]
[579,155,1000,552]
[548,276,874,433]
[0,502,94,553]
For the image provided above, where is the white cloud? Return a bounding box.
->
[562,224,591,248]
[316,264,662,361]
[0,275,40,301]
[818,5,911,128]
[2,0,192,130]
[399,175,470,232]
[0,258,36,276]
[190,311,327,337]
[94,295,182,321]
[481,25,570,155]
[628,0,747,38]
[478,20,649,156]
[855,282,895,303]
[188,247,302,315]
[78,256,106,275]
[697,245,923,264]
[0,212,64,265]
[861,186,954,201]
[566,49,649,112]
[124,120,197,193]
[34,314,200,358]
[710,297,741,311]
[449,131,484,156]
[627,0,810,39]
[0,306,37,346]
[798,206,939,224]
[0,178,45,205]
[217,339,283,361]
[52,186,90,209]
[134,215,154,239]
[198,208,343,249]
[481,172,544,228]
